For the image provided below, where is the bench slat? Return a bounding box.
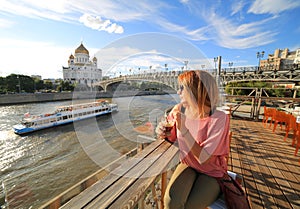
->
[84,141,176,208]
[61,140,165,209]
[109,143,179,209]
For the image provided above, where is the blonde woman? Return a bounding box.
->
[156,70,230,209]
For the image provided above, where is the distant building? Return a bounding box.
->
[62,43,102,87]
[31,75,42,80]
[260,48,300,71]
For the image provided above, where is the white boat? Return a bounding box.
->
[13,100,118,135]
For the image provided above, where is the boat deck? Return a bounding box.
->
[228,117,300,209]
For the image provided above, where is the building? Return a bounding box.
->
[63,43,102,87]
[31,75,42,80]
[260,48,300,71]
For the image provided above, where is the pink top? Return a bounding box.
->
[168,110,230,178]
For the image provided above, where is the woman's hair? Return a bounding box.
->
[178,70,219,116]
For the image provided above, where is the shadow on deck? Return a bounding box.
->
[228,118,300,209]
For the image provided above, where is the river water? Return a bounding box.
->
[0,94,179,208]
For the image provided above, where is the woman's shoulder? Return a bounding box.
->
[210,109,228,120]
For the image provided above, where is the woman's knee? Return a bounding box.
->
[185,174,220,209]
[164,164,197,209]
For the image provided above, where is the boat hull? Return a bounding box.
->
[13,102,118,135]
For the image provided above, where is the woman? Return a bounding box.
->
[156,70,230,209]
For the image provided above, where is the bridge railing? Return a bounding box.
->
[224,87,300,120]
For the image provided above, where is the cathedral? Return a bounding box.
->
[63,43,102,87]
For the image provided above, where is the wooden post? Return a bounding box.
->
[160,172,167,209]
[256,88,262,120]
[151,183,159,209]
[251,97,255,119]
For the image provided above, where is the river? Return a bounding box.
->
[0,94,179,208]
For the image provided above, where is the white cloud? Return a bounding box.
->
[154,17,210,41]
[0,18,15,28]
[179,0,189,4]
[79,14,124,34]
[203,9,278,49]
[248,0,300,15]
[231,1,246,16]
[0,0,297,53]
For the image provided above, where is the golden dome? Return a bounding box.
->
[93,56,97,61]
[75,43,89,54]
[69,54,74,59]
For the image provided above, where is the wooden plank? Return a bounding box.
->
[61,140,165,209]
[84,141,174,209]
[231,123,264,208]
[229,134,242,176]
[251,121,300,208]
[108,144,179,208]
[232,119,300,209]
[239,121,280,208]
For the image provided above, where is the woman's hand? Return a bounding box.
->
[171,103,187,132]
[155,120,167,139]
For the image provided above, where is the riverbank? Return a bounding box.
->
[0,90,176,105]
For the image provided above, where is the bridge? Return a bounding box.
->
[94,66,300,91]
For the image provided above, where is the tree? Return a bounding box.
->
[58,80,75,91]
[44,81,53,90]
[0,77,7,94]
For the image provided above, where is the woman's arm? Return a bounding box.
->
[179,127,210,164]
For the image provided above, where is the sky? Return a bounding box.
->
[0,0,300,79]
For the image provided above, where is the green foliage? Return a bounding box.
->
[0,74,62,93]
[225,81,294,98]
[58,80,75,91]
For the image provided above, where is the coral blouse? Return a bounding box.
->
[169,110,230,178]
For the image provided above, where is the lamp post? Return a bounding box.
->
[184,60,188,70]
[214,57,218,75]
[165,63,168,71]
[228,62,233,74]
[16,75,21,93]
[256,51,265,73]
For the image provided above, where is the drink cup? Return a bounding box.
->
[164,121,175,136]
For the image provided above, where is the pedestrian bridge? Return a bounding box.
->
[93,66,300,91]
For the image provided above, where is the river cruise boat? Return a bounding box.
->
[13,100,118,135]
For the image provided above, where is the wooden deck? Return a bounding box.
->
[228,117,300,209]
[40,117,300,209]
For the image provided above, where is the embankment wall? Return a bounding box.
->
[0,90,176,105]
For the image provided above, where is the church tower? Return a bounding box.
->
[62,43,102,88]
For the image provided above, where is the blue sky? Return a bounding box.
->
[0,0,300,79]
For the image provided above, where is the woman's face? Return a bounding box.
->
[177,84,190,107]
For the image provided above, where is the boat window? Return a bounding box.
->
[63,116,68,120]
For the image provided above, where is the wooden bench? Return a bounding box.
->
[42,135,242,209]
[59,136,179,209]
